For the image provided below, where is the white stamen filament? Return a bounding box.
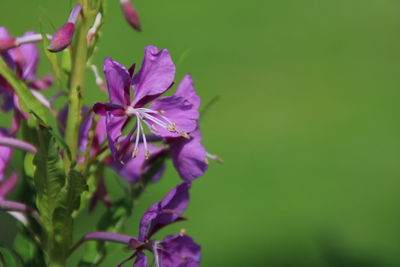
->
[125,106,190,158]
[132,115,141,158]
[138,115,150,159]
[153,241,161,267]
[139,108,174,125]
[206,152,223,163]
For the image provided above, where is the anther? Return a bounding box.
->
[179,131,190,139]
[179,228,186,236]
[132,147,138,158]
[151,125,158,132]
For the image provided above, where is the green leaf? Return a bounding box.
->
[13,230,45,266]
[74,162,104,217]
[52,170,88,259]
[0,247,18,267]
[24,153,36,179]
[33,127,66,231]
[0,57,50,124]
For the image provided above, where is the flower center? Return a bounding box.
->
[125,106,189,159]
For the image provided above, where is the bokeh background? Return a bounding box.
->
[1,0,400,266]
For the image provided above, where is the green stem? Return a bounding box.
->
[64,0,92,170]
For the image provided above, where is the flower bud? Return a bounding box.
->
[47,23,75,52]
[47,4,82,52]
[120,0,141,31]
[0,37,16,52]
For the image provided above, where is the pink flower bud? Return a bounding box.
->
[120,0,141,31]
[0,37,16,52]
[47,22,75,52]
[47,4,82,53]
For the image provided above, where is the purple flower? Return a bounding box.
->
[93,46,200,163]
[110,143,166,184]
[78,183,201,267]
[0,27,53,121]
[130,182,201,266]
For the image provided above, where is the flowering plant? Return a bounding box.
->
[0,1,219,266]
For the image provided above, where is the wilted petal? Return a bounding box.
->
[147,95,198,137]
[111,144,165,184]
[139,182,190,240]
[169,128,208,181]
[132,46,175,107]
[0,172,18,200]
[175,74,200,110]
[103,57,131,106]
[158,234,201,267]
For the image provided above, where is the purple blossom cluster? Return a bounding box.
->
[0,1,218,266]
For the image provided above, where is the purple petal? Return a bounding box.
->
[0,27,10,38]
[106,114,128,160]
[0,28,16,69]
[9,31,39,80]
[158,234,201,267]
[175,74,200,110]
[93,102,125,116]
[92,116,107,155]
[111,144,165,184]
[146,95,198,138]
[139,182,191,240]
[133,252,148,267]
[78,107,93,152]
[0,172,18,200]
[132,46,175,107]
[103,57,131,106]
[169,128,208,181]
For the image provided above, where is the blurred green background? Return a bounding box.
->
[2,0,400,266]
